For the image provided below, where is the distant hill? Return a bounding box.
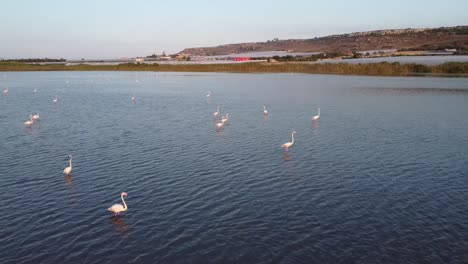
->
[178,26,468,56]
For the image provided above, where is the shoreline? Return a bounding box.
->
[0,61,467,77]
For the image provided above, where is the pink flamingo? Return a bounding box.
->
[64,155,72,176]
[281,131,296,151]
[213,105,221,117]
[263,105,268,115]
[24,115,33,127]
[221,113,229,124]
[312,108,320,121]
[108,192,128,216]
[32,112,40,121]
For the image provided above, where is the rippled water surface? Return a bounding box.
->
[1,72,467,263]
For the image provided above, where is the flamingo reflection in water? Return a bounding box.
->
[109,217,128,234]
[283,151,292,161]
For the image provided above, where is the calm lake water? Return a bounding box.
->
[318,55,468,65]
[1,72,468,263]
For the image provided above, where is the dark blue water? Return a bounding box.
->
[1,72,467,263]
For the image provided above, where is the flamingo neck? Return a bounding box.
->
[121,195,127,210]
[291,133,294,144]
[69,157,72,170]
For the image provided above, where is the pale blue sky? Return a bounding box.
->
[1,0,467,59]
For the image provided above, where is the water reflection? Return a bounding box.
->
[64,175,80,206]
[109,217,128,235]
[64,175,73,188]
[353,87,468,96]
[311,120,320,135]
[24,126,34,134]
[4,72,468,263]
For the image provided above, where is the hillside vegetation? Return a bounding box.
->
[179,26,468,56]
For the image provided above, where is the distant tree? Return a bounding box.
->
[352,51,362,58]
[3,57,66,62]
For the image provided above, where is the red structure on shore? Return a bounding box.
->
[233,57,250,61]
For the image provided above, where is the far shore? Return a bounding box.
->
[0,61,467,77]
